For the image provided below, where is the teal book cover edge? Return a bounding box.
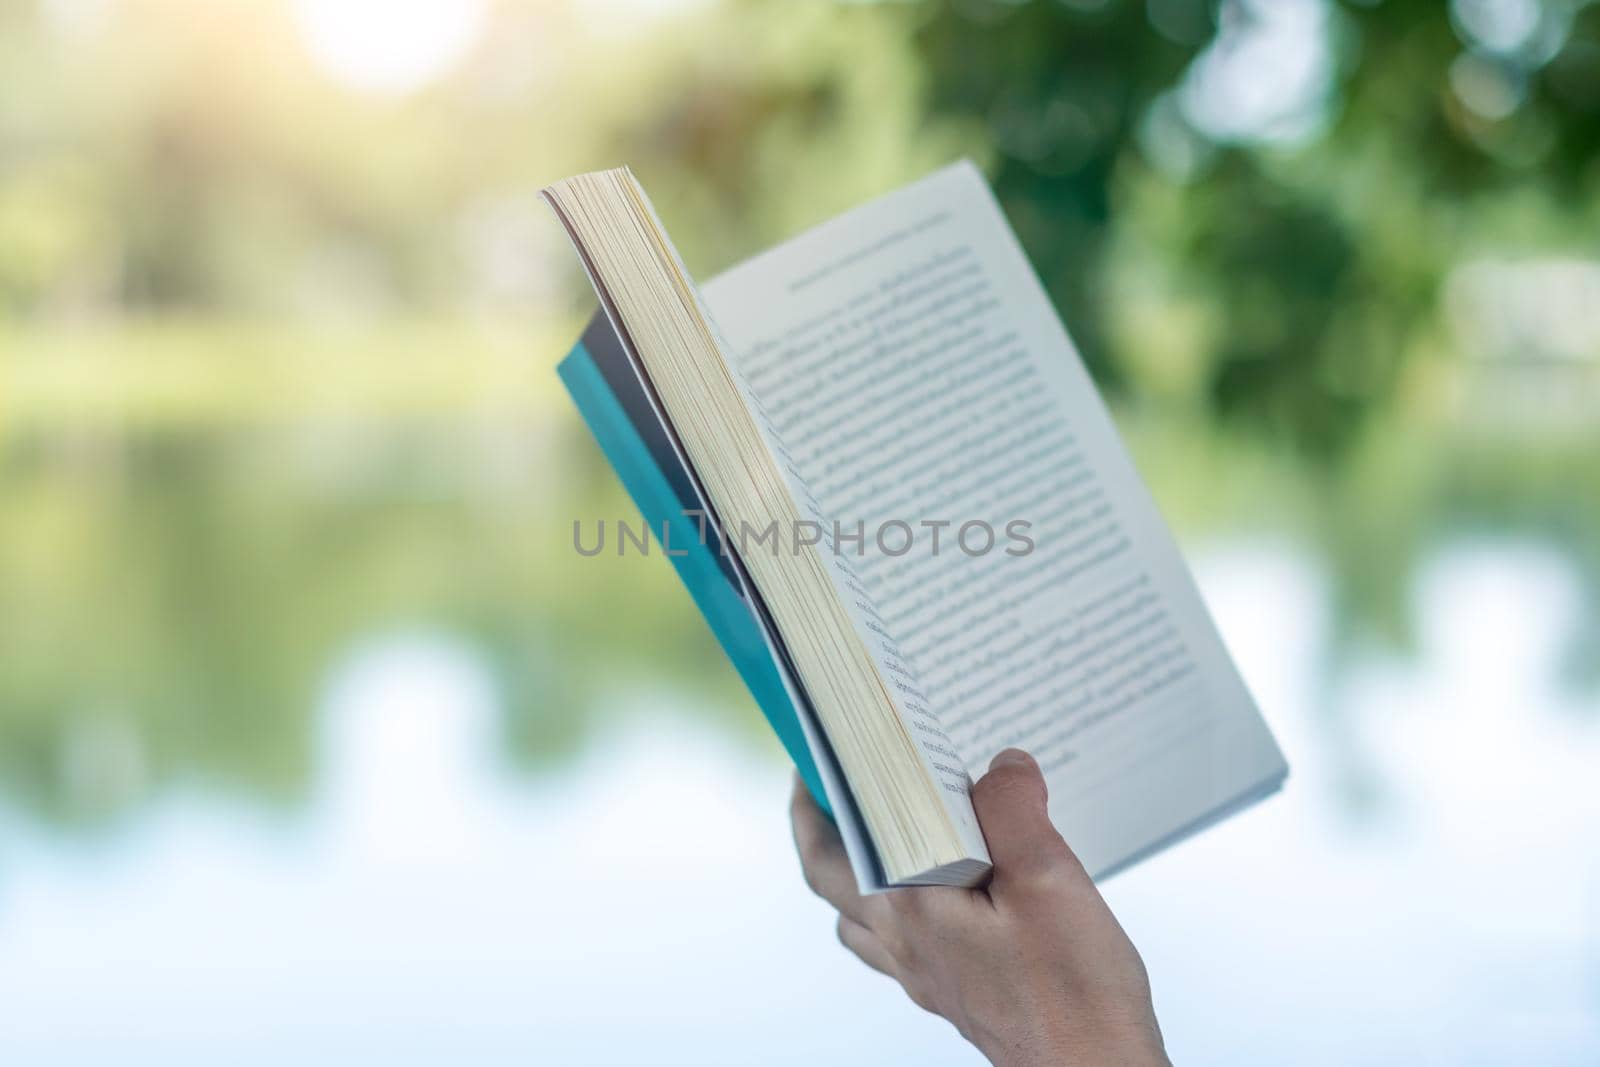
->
[557,339,829,811]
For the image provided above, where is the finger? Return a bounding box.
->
[970,749,1083,887]
[790,777,890,929]
[836,915,897,977]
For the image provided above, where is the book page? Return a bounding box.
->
[702,161,1287,877]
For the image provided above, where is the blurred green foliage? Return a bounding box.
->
[1,0,1597,828]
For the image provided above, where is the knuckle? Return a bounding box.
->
[797,833,819,864]
[1029,830,1070,864]
[797,831,829,869]
[1012,842,1082,890]
[1042,833,1085,874]
[875,920,907,959]
[800,861,826,898]
[893,887,929,918]
[902,977,937,1013]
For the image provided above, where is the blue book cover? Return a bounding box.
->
[557,312,828,810]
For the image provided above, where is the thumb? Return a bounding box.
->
[970,748,1080,885]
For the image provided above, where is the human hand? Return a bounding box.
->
[790,749,1169,1067]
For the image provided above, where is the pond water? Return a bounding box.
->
[0,539,1596,1065]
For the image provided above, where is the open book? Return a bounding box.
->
[544,161,1287,891]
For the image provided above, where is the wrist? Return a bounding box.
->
[976,1011,1168,1067]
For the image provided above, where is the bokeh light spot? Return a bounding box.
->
[291,0,487,94]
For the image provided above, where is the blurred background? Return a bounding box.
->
[1,0,1598,1062]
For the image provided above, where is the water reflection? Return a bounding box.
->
[0,541,1594,1064]
[0,421,758,826]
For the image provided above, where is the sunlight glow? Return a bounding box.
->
[291,0,487,94]
[572,0,717,37]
